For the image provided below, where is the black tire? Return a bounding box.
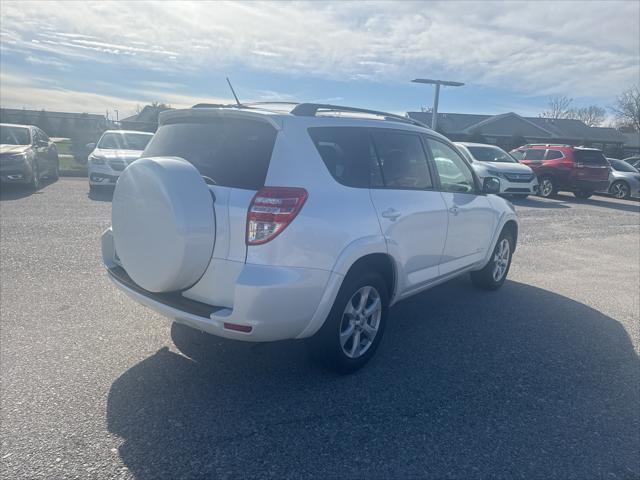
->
[50,159,59,180]
[28,163,40,191]
[308,270,388,374]
[609,181,630,200]
[574,190,593,199]
[537,176,557,198]
[471,230,514,291]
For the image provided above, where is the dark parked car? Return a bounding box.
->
[0,123,59,190]
[511,144,610,199]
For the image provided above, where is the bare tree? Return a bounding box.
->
[569,106,606,127]
[611,85,640,132]
[540,96,573,119]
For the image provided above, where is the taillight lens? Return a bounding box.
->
[246,187,308,245]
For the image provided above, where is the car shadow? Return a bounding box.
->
[107,278,639,479]
[554,193,640,213]
[0,178,58,200]
[88,186,114,202]
[509,196,571,209]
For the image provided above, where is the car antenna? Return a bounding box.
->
[226,77,242,107]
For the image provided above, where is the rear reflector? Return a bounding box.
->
[246,187,308,245]
[223,322,253,333]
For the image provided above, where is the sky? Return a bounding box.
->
[1,1,638,120]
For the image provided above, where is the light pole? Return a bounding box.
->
[411,78,464,131]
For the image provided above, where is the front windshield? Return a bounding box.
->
[467,146,517,163]
[98,132,152,150]
[610,159,639,173]
[0,126,31,145]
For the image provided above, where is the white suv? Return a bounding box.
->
[102,103,518,373]
[455,142,538,199]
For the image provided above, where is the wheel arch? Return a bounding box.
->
[502,219,518,251]
[343,253,397,301]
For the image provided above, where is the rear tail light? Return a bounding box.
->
[246,187,308,245]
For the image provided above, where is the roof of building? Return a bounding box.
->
[121,105,172,124]
[622,132,640,148]
[407,111,626,144]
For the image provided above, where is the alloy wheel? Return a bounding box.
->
[539,178,553,197]
[611,182,629,199]
[492,238,510,282]
[339,286,382,359]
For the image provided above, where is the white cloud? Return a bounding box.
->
[0,72,233,116]
[0,0,638,99]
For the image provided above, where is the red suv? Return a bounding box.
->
[510,144,610,199]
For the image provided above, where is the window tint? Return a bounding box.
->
[99,132,152,150]
[510,150,525,160]
[545,149,564,160]
[371,131,432,189]
[610,159,638,173]
[427,138,475,193]
[574,149,607,165]
[143,118,277,190]
[308,127,380,188]
[524,149,545,161]
[466,146,516,163]
[0,126,30,145]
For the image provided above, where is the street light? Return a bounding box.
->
[411,78,464,131]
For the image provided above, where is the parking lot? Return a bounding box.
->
[1,177,638,479]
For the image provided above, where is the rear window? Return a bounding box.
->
[574,149,607,165]
[510,150,525,160]
[308,127,379,188]
[610,159,638,172]
[545,149,564,160]
[143,117,277,190]
[524,149,545,161]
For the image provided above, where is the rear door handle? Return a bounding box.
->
[449,205,460,215]
[381,208,401,220]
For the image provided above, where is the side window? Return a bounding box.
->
[510,150,525,161]
[545,149,563,160]
[370,131,432,189]
[426,138,475,194]
[308,127,380,188]
[524,149,545,161]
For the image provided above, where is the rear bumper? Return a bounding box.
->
[102,229,334,342]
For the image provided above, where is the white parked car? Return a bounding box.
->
[102,104,518,373]
[455,142,538,198]
[87,130,153,191]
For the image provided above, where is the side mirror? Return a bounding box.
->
[483,177,501,194]
[86,142,96,150]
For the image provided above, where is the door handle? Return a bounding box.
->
[449,205,460,215]
[381,208,401,220]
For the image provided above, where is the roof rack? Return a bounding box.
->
[523,143,573,148]
[290,103,428,128]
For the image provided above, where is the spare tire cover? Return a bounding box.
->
[112,157,215,293]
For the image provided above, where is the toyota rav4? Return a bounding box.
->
[102,103,518,372]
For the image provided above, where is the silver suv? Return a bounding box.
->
[102,103,518,373]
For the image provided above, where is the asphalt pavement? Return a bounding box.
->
[1,178,639,479]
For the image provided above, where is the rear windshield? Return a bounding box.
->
[466,146,516,163]
[610,159,638,172]
[143,117,277,190]
[574,149,607,165]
